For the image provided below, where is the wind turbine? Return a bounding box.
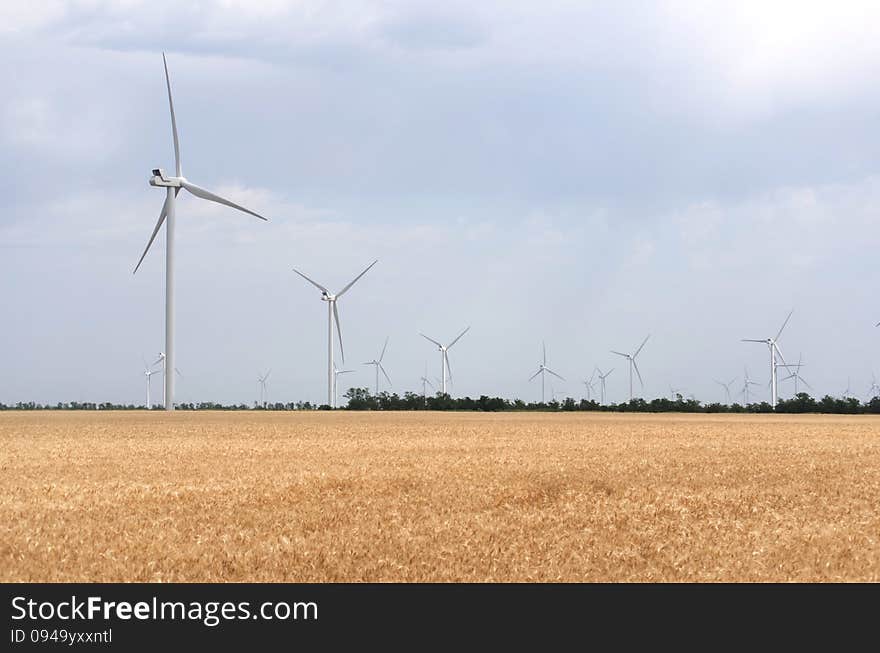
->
[669,385,685,401]
[133,53,269,412]
[333,365,354,408]
[780,354,812,396]
[739,367,760,405]
[867,373,880,400]
[842,377,855,400]
[583,370,597,401]
[142,358,162,409]
[293,260,378,407]
[714,377,737,404]
[153,352,181,408]
[420,363,435,403]
[420,327,470,396]
[596,367,614,404]
[611,335,650,402]
[528,342,564,403]
[363,337,392,396]
[257,369,271,408]
[742,310,792,408]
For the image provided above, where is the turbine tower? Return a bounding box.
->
[596,367,614,404]
[363,337,392,396]
[257,369,271,408]
[293,260,378,407]
[611,335,650,402]
[333,365,354,408]
[420,327,470,396]
[528,342,564,403]
[742,310,792,408]
[133,54,269,412]
[740,367,760,405]
[142,358,162,409]
[714,377,736,404]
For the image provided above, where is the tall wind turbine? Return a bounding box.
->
[420,327,470,396]
[528,342,564,403]
[363,337,392,396]
[611,335,650,402]
[780,354,811,396]
[596,367,614,404]
[142,358,162,409]
[333,365,354,409]
[293,260,378,407]
[714,377,737,404]
[133,54,269,412]
[740,367,760,405]
[742,310,792,408]
[257,369,271,408]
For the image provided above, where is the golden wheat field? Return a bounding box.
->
[1,411,879,582]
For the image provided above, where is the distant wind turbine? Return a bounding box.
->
[780,354,812,396]
[333,365,354,408]
[133,54,269,412]
[142,358,162,409]
[867,373,880,400]
[364,337,392,396]
[420,363,435,403]
[293,260,378,407]
[714,377,737,404]
[596,367,614,404]
[611,335,650,402]
[420,327,470,396]
[739,367,761,405]
[583,370,597,401]
[529,342,564,403]
[257,369,271,408]
[742,310,792,408]
[669,385,685,401]
[153,352,181,408]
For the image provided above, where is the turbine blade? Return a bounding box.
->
[446,326,470,349]
[162,53,181,177]
[333,301,344,363]
[444,351,453,381]
[180,180,267,221]
[265,369,271,381]
[801,378,814,391]
[605,368,614,378]
[420,333,443,348]
[775,310,793,342]
[632,359,644,387]
[546,368,565,381]
[337,259,378,297]
[611,350,628,358]
[133,193,171,274]
[379,363,392,386]
[379,336,389,362]
[542,341,547,365]
[634,334,650,358]
[529,368,542,381]
[292,268,329,294]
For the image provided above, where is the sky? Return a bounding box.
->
[2,0,880,406]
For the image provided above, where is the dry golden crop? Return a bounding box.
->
[1,411,879,582]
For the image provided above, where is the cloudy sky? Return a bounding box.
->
[2,1,880,406]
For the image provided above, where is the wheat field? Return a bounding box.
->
[1,411,878,582]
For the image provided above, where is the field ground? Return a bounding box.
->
[1,411,879,582]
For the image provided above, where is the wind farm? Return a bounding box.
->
[5,9,880,596]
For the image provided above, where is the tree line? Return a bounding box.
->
[3,391,880,414]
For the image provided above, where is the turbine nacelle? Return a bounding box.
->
[149,168,182,188]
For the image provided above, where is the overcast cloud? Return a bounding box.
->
[2,1,879,406]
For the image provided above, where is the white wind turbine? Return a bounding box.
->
[780,354,812,396]
[611,335,650,402]
[529,342,565,403]
[133,54,269,412]
[867,373,880,400]
[142,358,162,409]
[583,370,597,401]
[739,367,760,405]
[153,352,181,408]
[742,310,792,408]
[596,367,614,405]
[257,369,271,408]
[293,260,378,407]
[420,363,435,403]
[363,337,392,396]
[714,377,737,404]
[420,327,470,396]
[333,365,354,409]
[669,385,685,401]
